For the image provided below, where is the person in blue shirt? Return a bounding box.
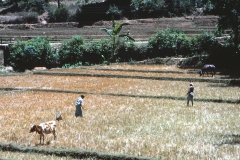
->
[75,95,85,118]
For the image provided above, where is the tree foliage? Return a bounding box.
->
[131,0,163,13]
[9,37,53,71]
[82,39,113,65]
[164,0,194,17]
[131,0,194,18]
[52,5,69,22]
[106,5,122,19]
[147,28,191,57]
[16,0,48,13]
[58,36,84,66]
[117,41,143,62]
[209,0,240,53]
[191,32,218,55]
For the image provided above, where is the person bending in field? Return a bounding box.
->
[187,83,194,106]
[75,95,85,118]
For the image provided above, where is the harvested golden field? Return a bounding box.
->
[0,75,239,100]
[0,65,240,160]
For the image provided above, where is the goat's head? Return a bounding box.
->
[29,125,36,133]
[29,125,42,133]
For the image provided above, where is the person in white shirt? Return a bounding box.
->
[75,95,85,117]
[187,83,194,106]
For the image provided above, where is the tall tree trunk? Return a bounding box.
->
[233,17,239,54]
[57,0,60,8]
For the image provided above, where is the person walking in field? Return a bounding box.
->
[187,83,194,106]
[75,95,85,118]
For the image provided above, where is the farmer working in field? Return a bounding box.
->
[75,95,85,118]
[187,82,194,106]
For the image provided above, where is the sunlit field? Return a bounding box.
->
[0,75,239,100]
[0,65,240,160]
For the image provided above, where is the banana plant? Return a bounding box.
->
[100,17,135,62]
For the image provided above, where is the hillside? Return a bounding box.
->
[0,16,219,42]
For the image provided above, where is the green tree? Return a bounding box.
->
[54,5,69,22]
[9,37,53,71]
[210,0,240,53]
[106,5,122,19]
[164,0,194,17]
[82,39,113,65]
[100,17,135,62]
[147,28,191,57]
[58,36,84,66]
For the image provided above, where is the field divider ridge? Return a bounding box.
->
[76,67,187,74]
[33,71,235,84]
[1,87,239,104]
[0,142,160,160]
[75,67,221,75]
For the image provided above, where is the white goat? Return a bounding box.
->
[29,110,62,144]
[29,120,56,144]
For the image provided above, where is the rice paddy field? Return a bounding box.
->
[0,64,240,160]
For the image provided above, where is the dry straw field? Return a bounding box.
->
[0,64,240,160]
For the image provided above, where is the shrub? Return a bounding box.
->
[81,39,142,64]
[18,0,48,14]
[164,0,194,17]
[190,32,240,71]
[45,49,60,69]
[9,37,53,71]
[131,0,194,18]
[58,36,84,66]
[206,42,240,70]
[147,28,191,58]
[106,5,122,20]
[117,41,143,62]
[203,0,216,15]
[53,5,70,22]
[82,39,113,65]
[130,0,165,18]
[75,0,132,24]
[190,32,218,56]
[9,41,27,72]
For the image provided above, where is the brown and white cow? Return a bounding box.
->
[29,120,56,144]
[199,64,216,76]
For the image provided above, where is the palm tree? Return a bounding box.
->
[100,17,135,62]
